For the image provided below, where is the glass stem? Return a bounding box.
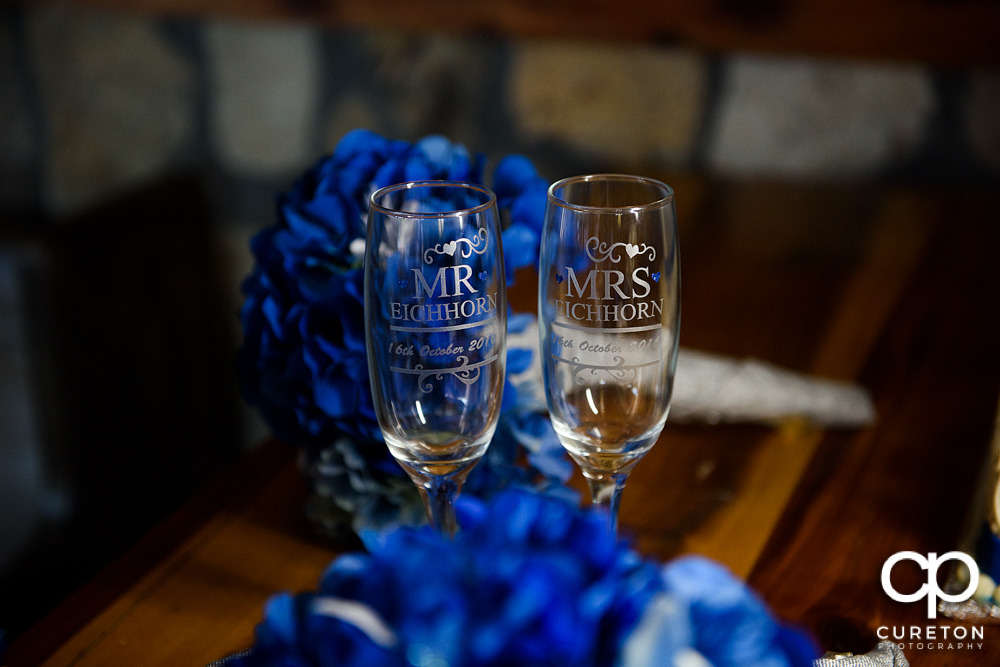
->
[419,476,460,538]
[585,472,628,537]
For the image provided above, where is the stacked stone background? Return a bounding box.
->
[1,3,999,447]
[4,5,999,214]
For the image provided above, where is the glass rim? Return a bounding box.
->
[369,180,497,219]
[547,174,675,214]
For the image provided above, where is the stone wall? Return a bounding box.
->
[2,5,997,220]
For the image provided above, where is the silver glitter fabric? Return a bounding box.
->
[205,650,252,667]
[814,641,909,667]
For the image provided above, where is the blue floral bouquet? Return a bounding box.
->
[237,130,569,535]
[222,489,818,667]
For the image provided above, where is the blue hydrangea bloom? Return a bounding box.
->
[239,130,541,447]
[238,130,567,534]
[493,155,548,285]
[231,489,665,667]
[226,490,818,667]
[617,556,819,667]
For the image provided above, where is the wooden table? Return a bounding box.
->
[8,177,1000,666]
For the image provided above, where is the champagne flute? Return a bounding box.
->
[538,174,680,535]
[364,181,506,537]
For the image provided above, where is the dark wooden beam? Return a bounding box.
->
[12,0,1000,67]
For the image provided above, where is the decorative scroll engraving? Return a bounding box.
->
[424,227,489,264]
[552,354,660,385]
[391,354,498,393]
[585,237,656,263]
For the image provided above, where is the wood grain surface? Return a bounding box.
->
[748,190,1000,664]
[10,444,339,667]
[8,178,1000,666]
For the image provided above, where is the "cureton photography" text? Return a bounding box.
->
[877,625,984,651]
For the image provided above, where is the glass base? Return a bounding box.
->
[395,455,483,537]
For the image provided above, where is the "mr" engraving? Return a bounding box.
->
[412,266,478,298]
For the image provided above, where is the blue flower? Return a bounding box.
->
[501,223,540,285]
[492,155,548,284]
[227,490,818,667]
[232,489,665,667]
[492,154,547,216]
[619,556,819,667]
[239,130,566,536]
[239,131,498,448]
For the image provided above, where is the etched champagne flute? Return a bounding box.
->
[365,181,506,537]
[538,174,680,536]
